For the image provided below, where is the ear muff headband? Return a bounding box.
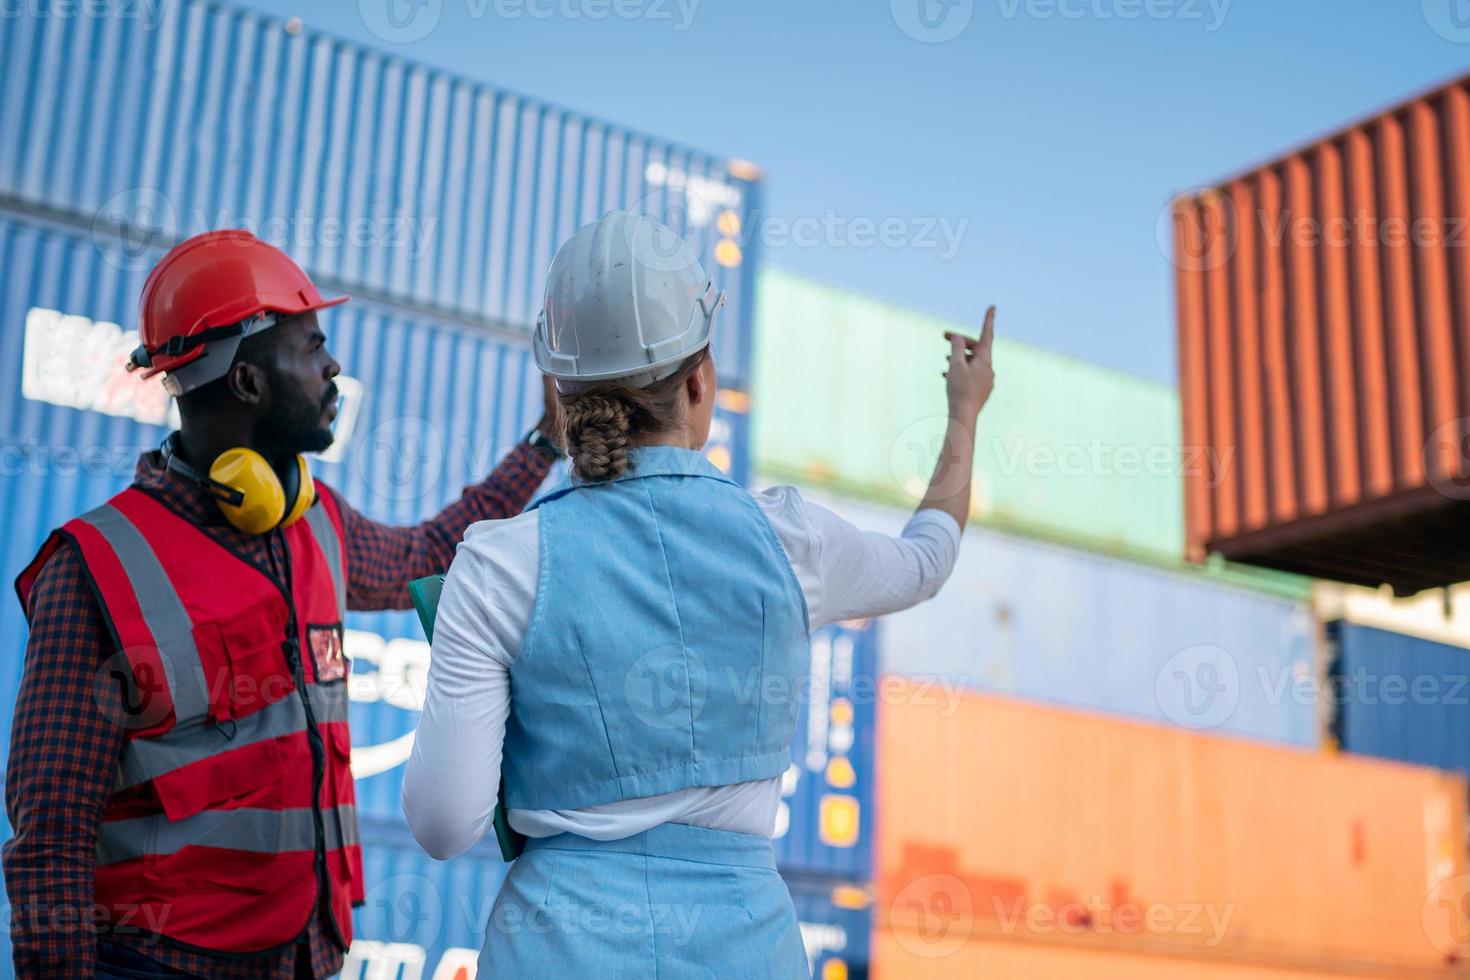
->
[162,434,314,534]
[279,453,316,528]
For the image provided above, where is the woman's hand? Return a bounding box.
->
[942,305,996,422]
[919,306,996,532]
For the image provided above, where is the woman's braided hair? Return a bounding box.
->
[558,349,707,482]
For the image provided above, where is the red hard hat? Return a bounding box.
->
[129,229,348,383]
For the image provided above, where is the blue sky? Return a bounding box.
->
[231,0,1470,383]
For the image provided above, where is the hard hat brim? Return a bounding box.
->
[534,331,713,389]
[139,293,349,379]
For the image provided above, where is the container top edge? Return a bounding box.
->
[185,0,762,178]
[1172,69,1470,202]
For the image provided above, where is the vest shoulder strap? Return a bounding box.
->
[302,481,347,613]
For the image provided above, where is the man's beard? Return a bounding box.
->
[252,369,337,461]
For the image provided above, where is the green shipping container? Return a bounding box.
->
[753,269,1189,561]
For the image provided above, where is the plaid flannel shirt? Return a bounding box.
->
[4,441,552,979]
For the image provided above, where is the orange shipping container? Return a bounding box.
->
[876,680,1470,976]
[1172,73,1470,595]
[874,932,1453,980]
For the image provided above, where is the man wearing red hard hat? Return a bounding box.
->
[6,230,562,978]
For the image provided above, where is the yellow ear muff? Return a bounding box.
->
[207,449,315,535]
[209,448,286,535]
[279,453,315,529]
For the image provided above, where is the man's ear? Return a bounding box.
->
[225,360,267,406]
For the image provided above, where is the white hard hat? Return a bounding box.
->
[534,210,725,392]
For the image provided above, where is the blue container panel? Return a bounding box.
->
[773,621,878,881]
[346,824,509,980]
[0,0,759,388]
[786,876,872,980]
[812,497,1319,747]
[1329,621,1470,777]
[0,217,165,770]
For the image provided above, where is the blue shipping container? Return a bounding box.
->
[0,0,762,389]
[786,875,872,980]
[804,494,1319,747]
[346,825,870,979]
[347,822,508,980]
[1328,621,1470,778]
[773,620,878,882]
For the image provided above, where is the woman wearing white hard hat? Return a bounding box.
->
[403,210,996,976]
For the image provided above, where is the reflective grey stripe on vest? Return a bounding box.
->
[114,683,348,790]
[115,693,309,790]
[308,680,350,725]
[97,803,359,866]
[303,500,347,614]
[300,499,350,726]
[77,504,211,725]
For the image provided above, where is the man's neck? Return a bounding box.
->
[174,425,292,477]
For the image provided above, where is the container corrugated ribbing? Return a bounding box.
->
[1328,620,1470,779]
[876,681,1470,975]
[754,269,1187,561]
[0,0,762,389]
[1173,74,1470,594]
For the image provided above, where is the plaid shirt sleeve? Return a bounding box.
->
[332,440,554,611]
[3,540,125,980]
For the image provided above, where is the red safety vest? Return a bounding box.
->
[15,483,363,956]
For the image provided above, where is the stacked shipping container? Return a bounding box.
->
[875,683,1470,978]
[1172,74,1470,595]
[756,268,1470,976]
[0,1,761,386]
[0,3,880,977]
[807,494,1318,747]
[1328,621,1470,778]
[9,6,1470,978]
[755,269,1188,560]
[871,936,1447,980]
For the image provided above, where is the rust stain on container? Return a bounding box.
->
[876,680,1470,975]
[1174,75,1470,594]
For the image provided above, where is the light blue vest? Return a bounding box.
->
[502,446,809,811]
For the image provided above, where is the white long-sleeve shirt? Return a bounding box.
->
[403,485,961,860]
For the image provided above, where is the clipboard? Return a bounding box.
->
[408,574,526,862]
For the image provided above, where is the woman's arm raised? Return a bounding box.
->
[920,305,996,532]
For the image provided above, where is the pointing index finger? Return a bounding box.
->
[979,305,996,355]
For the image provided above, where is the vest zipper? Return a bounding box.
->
[272,528,344,950]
